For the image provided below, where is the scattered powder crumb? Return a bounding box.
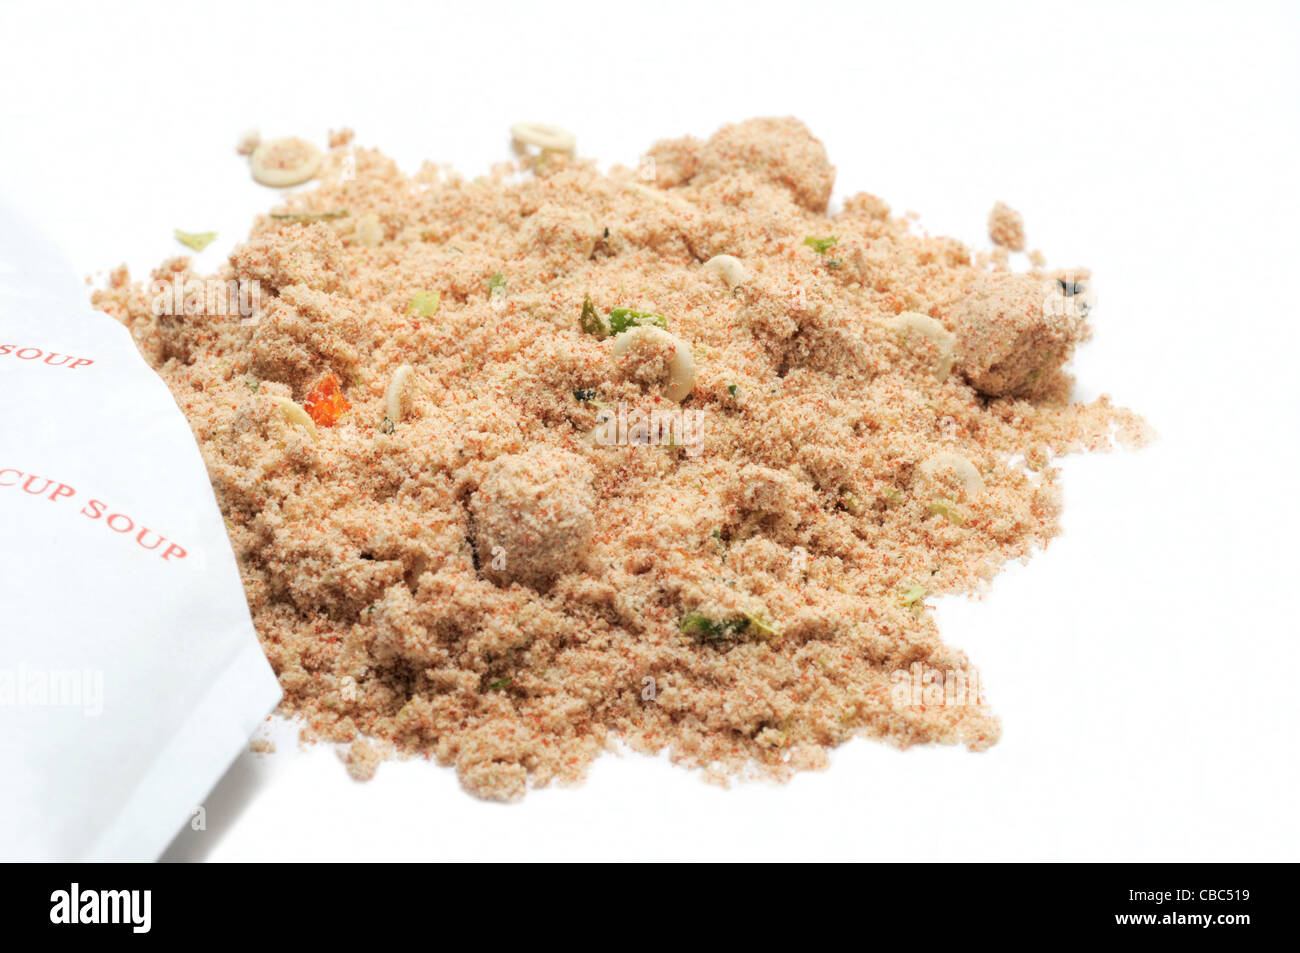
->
[788,744,830,772]
[328,127,355,149]
[988,201,1026,252]
[93,118,1146,801]
[339,739,384,782]
[249,737,276,755]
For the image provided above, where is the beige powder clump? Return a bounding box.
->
[339,739,385,782]
[94,117,1146,800]
[953,271,1090,399]
[692,117,835,212]
[988,201,1026,251]
[471,447,596,589]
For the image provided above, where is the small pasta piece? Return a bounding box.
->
[918,451,985,498]
[612,326,696,402]
[383,364,415,429]
[235,129,261,156]
[509,122,576,157]
[890,311,956,380]
[250,137,323,187]
[267,395,318,439]
[355,212,383,247]
[702,254,749,288]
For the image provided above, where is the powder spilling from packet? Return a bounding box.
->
[93,118,1148,801]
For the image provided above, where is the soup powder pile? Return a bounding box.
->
[93,118,1146,800]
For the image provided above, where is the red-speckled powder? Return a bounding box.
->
[94,118,1149,801]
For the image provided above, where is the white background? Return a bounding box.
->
[2,0,1298,861]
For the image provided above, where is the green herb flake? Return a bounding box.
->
[487,272,507,297]
[929,501,966,525]
[487,677,512,691]
[608,307,667,334]
[680,611,743,642]
[409,290,441,317]
[680,610,778,643]
[803,236,838,255]
[741,611,781,640]
[900,584,928,607]
[580,295,607,337]
[727,384,739,398]
[174,229,217,252]
[573,389,597,402]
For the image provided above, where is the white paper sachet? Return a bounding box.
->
[0,203,281,861]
